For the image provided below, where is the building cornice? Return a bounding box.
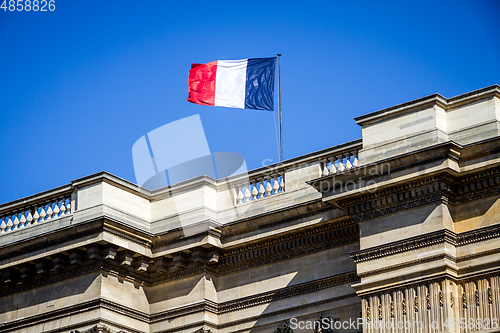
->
[354,84,500,127]
[350,223,500,264]
[0,272,359,333]
[358,247,500,278]
[338,165,500,223]
[155,293,359,333]
[0,218,359,295]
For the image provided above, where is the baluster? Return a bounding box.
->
[265,176,273,196]
[280,173,285,192]
[328,157,337,174]
[244,184,251,202]
[231,185,237,205]
[235,185,242,205]
[251,181,258,199]
[0,217,5,233]
[321,160,329,177]
[272,174,280,193]
[60,200,67,215]
[237,185,244,204]
[66,199,71,213]
[53,200,61,218]
[39,205,47,222]
[26,209,33,226]
[258,179,265,199]
[33,207,40,223]
[352,151,359,167]
[336,154,345,172]
[251,181,258,200]
[13,213,20,229]
[232,185,238,205]
[46,203,53,220]
[345,153,352,170]
[19,211,27,229]
[6,215,13,232]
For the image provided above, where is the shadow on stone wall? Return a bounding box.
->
[0,272,99,319]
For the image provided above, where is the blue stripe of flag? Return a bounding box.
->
[244,57,277,111]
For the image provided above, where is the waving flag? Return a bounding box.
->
[187,57,276,111]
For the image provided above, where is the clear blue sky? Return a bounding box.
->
[1,0,499,204]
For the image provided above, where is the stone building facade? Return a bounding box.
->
[1,85,500,333]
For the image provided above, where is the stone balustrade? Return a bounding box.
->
[0,140,363,236]
[319,150,359,177]
[233,172,285,204]
[231,139,363,205]
[0,192,72,234]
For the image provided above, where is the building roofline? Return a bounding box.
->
[0,138,364,209]
[354,84,500,127]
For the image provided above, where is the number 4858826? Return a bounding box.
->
[1,0,55,11]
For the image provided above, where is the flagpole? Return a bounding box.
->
[277,54,282,162]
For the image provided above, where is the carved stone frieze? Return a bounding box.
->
[220,206,336,239]
[340,167,500,222]
[217,272,359,314]
[351,223,500,264]
[220,225,358,273]
[341,174,455,207]
[220,234,359,274]
[350,229,456,263]
[221,220,356,259]
[357,253,454,277]
[349,193,448,222]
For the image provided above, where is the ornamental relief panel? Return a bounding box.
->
[361,275,500,333]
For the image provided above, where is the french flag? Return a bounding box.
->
[187,57,276,111]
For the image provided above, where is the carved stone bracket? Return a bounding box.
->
[70,323,126,333]
[314,314,337,333]
[274,322,293,333]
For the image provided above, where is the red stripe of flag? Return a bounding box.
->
[187,61,217,106]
